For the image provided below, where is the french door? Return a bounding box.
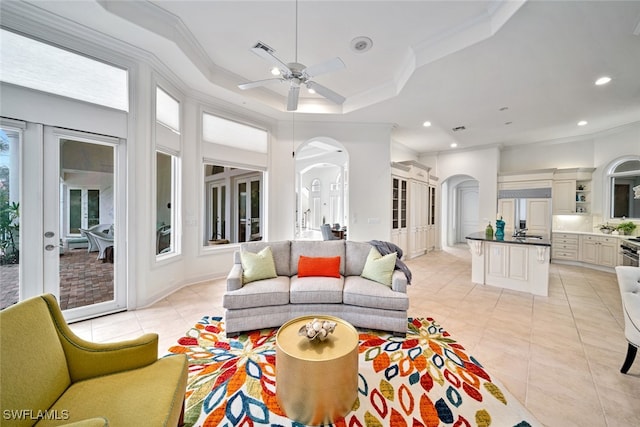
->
[6,123,127,321]
[237,176,262,242]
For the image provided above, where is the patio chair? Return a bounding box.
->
[80,223,113,252]
[88,230,114,261]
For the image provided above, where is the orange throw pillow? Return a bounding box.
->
[297,255,341,278]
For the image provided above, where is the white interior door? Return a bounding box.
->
[457,184,479,242]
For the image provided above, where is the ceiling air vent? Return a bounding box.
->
[452,126,466,132]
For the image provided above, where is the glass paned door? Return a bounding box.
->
[211,184,226,240]
[237,176,262,242]
[0,125,21,309]
[43,127,125,321]
[68,188,100,234]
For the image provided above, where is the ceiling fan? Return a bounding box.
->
[238,41,346,111]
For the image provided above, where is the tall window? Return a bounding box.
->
[608,157,640,219]
[0,125,20,309]
[0,29,128,111]
[201,113,267,246]
[204,164,263,245]
[155,86,181,257]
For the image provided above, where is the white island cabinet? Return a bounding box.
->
[466,232,551,296]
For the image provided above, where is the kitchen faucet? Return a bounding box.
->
[513,228,528,237]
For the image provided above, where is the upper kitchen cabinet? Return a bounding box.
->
[552,168,595,215]
[497,170,553,238]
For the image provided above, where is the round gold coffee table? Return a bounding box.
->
[276,315,359,426]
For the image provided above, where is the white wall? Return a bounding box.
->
[432,147,500,236]
[499,122,640,228]
[275,121,394,242]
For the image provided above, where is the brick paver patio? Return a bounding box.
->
[0,248,114,310]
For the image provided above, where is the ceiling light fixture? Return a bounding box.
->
[423,121,432,127]
[578,120,588,126]
[270,67,281,76]
[450,142,458,148]
[595,76,611,86]
[350,36,373,53]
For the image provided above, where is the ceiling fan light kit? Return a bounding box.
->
[238,40,346,111]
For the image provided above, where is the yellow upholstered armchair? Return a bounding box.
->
[0,294,187,426]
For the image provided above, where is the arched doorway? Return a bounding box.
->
[294,138,349,240]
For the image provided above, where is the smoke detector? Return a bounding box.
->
[350,36,373,53]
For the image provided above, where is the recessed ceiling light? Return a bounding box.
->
[351,36,373,53]
[271,67,281,76]
[578,120,588,126]
[423,121,432,127]
[450,142,458,148]
[307,87,316,94]
[595,76,611,86]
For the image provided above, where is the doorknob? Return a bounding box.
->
[45,244,56,251]
[44,231,55,238]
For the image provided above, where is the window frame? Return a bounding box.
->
[605,155,640,220]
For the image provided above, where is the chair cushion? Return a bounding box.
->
[361,247,397,286]
[240,246,277,284]
[343,276,409,311]
[223,276,290,309]
[290,276,344,304]
[38,355,187,427]
[298,255,341,278]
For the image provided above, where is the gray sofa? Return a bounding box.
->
[223,240,409,336]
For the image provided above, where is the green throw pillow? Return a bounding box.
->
[361,247,397,287]
[240,246,277,284]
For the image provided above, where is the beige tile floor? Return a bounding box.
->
[69,245,640,427]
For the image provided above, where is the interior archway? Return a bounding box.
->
[294,137,349,240]
[441,174,479,246]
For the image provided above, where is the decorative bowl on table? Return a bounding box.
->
[298,318,337,342]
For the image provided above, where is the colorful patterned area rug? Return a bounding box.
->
[167,317,540,427]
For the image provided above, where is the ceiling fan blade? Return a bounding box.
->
[306,81,345,105]
[303,57,345,78]
[287,85,300,111]
[238,78,284,90]
[250,46,292,76]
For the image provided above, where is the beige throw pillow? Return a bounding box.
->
[240,246,277,284]
[361,247,397,286]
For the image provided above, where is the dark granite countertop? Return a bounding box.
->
[465,232,551,247]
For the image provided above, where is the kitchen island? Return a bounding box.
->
[465,232,551,296]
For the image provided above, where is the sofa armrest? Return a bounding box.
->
[42,294,159,383]
[391,270,408,293]
[227,263,244,291]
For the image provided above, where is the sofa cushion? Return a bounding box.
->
[298,255,341,278]
[343,276,409,311]
[290,240,345,276]
[361,247,397,286]
[290,276,344,304]
[241,241,291,276]
[240,246,277,284]
[345,241,373,276]
[223,276,290,309]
